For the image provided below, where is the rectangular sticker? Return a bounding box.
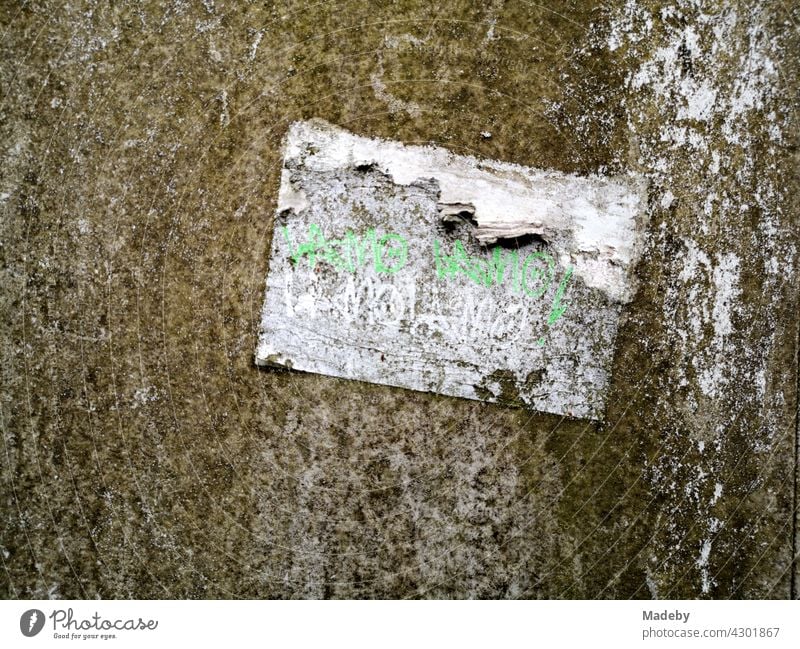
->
[256,120,645,420]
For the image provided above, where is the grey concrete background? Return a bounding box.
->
[1,0,798,598]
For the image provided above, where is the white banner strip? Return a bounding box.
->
[1,600,798,649]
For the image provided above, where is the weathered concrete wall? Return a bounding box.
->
[1,0,798,598]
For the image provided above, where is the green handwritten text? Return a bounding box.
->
[434,238,556,298]
[282,224,575,335]
[282,225,409,275]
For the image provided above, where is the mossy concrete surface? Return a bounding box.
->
[1,0,798,598]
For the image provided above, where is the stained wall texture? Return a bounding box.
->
[1,0,799,599]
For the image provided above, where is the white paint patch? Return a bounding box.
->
[219,89,229,128]
[249,30,263,61]
[697,538,713,594]
[369,69,422,118]
[677,80,717,122]
[280,120,646,302]
[711,253,740,339]
[256,120,646,419]
[711,482,723,504]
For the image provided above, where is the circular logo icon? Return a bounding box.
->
[20,609,45,637]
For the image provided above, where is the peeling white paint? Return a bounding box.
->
[256,120,647,419]
[280,120,646,303]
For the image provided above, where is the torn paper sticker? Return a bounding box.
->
[255,119,646,420]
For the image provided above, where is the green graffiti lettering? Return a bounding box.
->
[473,256,492,287]
[433,240,447,278]
[547,266,574,325]
[520,252,555,298]
[281,226,298,263]
[374,233,409,274]
[283,223,328,268]
[433,239,462,280]
[345,228,375,271]
[434,239,493,287]
[451,240,483,285]
[283,225,575,337]
[488,247,518,288]
[320,236,350,271]
[284,223,410,276]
